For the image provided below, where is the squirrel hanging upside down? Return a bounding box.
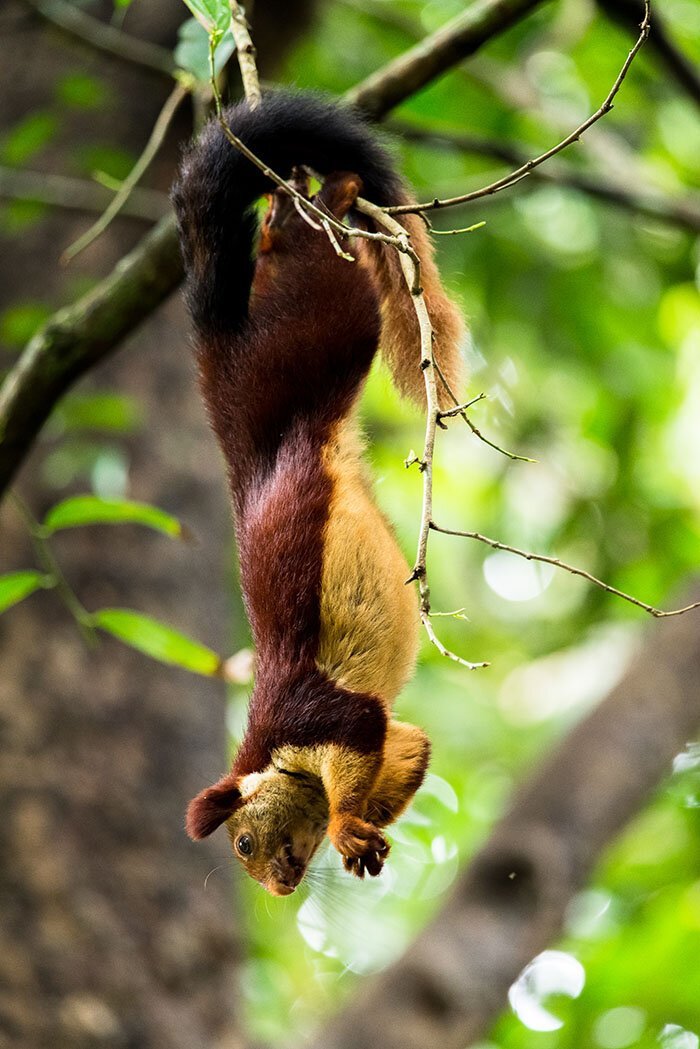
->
[172,91,463,896]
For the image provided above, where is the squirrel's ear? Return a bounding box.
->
[186,775,243,840]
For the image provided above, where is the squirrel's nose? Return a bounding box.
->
[282,843,305,875]
[272,845,305,888]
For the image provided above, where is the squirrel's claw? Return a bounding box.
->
[329,814,389,878]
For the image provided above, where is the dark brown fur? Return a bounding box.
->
[172,93,458,888]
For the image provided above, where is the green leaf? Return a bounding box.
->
[0,302,53,348]
[179,0,229,38]
[54,393,142,435]
[77,145,136,181]
[0,200,49,236]
[42,496,185,538]
[0,112,59,166]
[0,571,50,614]
[92,608,222,675]
[174,17,234,80]
[56,73,111,111]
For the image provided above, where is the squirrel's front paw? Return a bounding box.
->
[328,815,389,878]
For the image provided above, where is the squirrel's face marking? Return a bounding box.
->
[226,767,329,896]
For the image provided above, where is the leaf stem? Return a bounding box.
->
[11,493,97,644]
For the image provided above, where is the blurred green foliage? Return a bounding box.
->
[2,0,699,1044]
[225,0,700,1044]
[0,111,59,166]
[55,72,112,110]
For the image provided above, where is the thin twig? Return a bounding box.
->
[386,0,651,215]
[434,362,536,463]
[430,221,487,236]
[293,196,324,230]
[62,81,189,264]
[437,393,487,420]
[597,0,700,111]
[392,123,700,234]
[392,122,700,233]
[463,414,537,463]
[432,523,700,618]
[21,0,176,78]
[229,1,261,108]
[356,198,489,671]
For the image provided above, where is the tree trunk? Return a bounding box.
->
[0,3,243,1045]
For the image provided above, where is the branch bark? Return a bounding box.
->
[345,0,546,119]
[0,217,182,487]
[0,0,549,500]
[306,591,700,1049]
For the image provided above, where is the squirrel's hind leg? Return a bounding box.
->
[365,721,431,828]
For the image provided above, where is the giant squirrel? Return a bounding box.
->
[173,91,463,896]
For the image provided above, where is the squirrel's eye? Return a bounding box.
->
[237,834,253,856]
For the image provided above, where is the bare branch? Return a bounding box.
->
[386,0,651,216]
[392,123,700,234]
[432,523,700,619]
[437,393,487,420]
[229,0,261,108]
[0,165,169,222]
[434,363,536,463]
[356,198,489,670]
[21,0,176,78]
[598,0,700,111]
[346,0,548,120]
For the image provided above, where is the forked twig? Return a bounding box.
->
[386,0,651,216]
[432,524,700,619]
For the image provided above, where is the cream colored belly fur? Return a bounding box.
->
[316,416,419,705]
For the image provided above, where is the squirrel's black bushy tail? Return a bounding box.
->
[172,91,402,336]
[172,89,464,405]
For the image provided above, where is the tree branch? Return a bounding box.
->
[346,0,546,119]
[229,0,261,109]
[0,217,182,487]
[392,123,700,233]
[21,0,177,79]
[356,199,489,670]
[306,594,700,1049]
[0,0,551,499]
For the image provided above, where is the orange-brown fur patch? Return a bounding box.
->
[365,721,431,827]
[365,210,465,409]
[315,415,419,703]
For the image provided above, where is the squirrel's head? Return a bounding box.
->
[186,766,329,896]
